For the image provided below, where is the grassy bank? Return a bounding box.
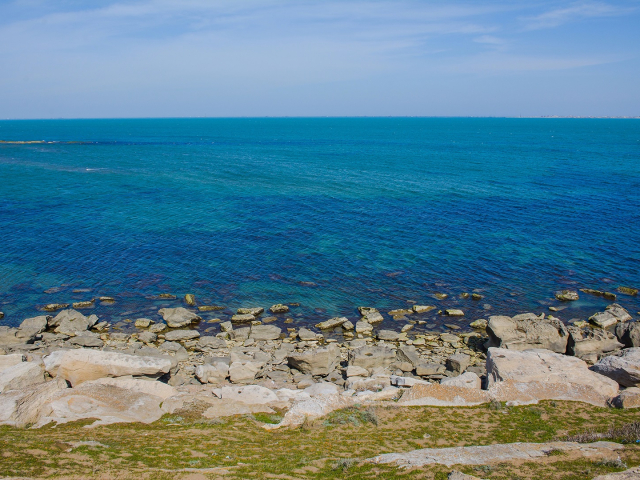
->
[1,401,639,479]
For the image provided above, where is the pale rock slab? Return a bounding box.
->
[0,353,25,373]
[367,441,624,468]
[592,467,640,480]
[441,372,481,389]
[486,348,619,398]
[228,361,263,384]
[264,393,354,429]
[398,383,490,406]
[0,380,67,427]
[485,314,568,353]
[488,379,614,407]
[55,348,172,386]
[288,344,341,376]
[220,385,278,404]
[85,377,177,400]
[195,362,229,384]
[35,383,165,427]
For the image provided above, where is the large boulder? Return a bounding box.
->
[616,322,640,348]
[485,314,568,353]
[488,379,613,407]
[288,345,341,376]
[50,309,98,336]
[86,377,177,400]
[567,327,623,358]
[52,348,172,386]
[0,362,45,393]
[398,383,490,406]
[608,388,640,409]
[349,345,396,371]
[486,348,618,398]
[441,372,481,389]
[157,307,200,328]
[591,348,640,387]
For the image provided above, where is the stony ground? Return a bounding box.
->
[1,400,639,480]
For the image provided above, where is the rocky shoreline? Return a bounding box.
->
[1,289,640,430]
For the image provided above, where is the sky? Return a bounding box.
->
[0,0,639,118]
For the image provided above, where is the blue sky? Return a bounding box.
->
[0,0,638,118]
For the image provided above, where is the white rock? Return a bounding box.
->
[195,363,229,384]
[86,377,177,400]
[0,362,45,393]
[229,361,263,384]
[0,353,25,373]
[157,307,200,328]
[304,382,340,397]
[220,385,278,404]
[54,348,172,386]
[441,372,482,389]
[0,380,67,427]
[346,365,369,377]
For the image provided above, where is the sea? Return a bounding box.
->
[0,118,639,333]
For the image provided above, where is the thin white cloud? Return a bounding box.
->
[522,1,633,30]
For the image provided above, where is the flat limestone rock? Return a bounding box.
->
[486,348,619,398]
[0,353,25,373]
[264,393,354,429]
[367,441,624,468]
[54,348,172,386]
[398,384,490,407]
[288,344,341,376]
[488,379,613,407]
[35,383,165,427]
[592,466,640,479]
[203,399,275,418]
[85,377,177,400]
[485,315,568,353]
[219,385,278,404]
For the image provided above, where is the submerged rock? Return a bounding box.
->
[555,290,579,301]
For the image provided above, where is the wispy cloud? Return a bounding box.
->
[521,1,633,30]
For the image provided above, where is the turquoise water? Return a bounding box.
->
[0,118,639,330]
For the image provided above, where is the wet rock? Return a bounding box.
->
[591,348,640,387]
[486,348,619,399]
[349,345,396,371]
[164,330,200,342]
[355,320,373,335]
[470,319,487,329]
[555,290,579,301]
[231,313,255,323]
[237,307,264,316]
[445,309,464,317]
[198,305,225,312]
[297,327,318,341]
[250,325,282,341]
[0,362,45,393]
[72,300,95,309]
[441,372,481,389]
[471,293,484,300]
[567,327,623,358]
[158,307,200,328]
[618,286,638,296]
[134,318,154,328]
[434,293,448,300]
[184,294,196,306]
[616,322,640,348]
[413,305,435,314]
[485,314,568,353]
[158,293,176,299]
[51,348,172,386]
[608,387,640,409]
[43,303,69,312]
[149,322,167,333]
[316,317,347,330]
[378,330,400,341]
[288,344,341,376]
[269,304,289,314]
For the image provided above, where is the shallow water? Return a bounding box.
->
[0,118,639,331]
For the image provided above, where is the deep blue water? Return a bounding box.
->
[0,118,639,331]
